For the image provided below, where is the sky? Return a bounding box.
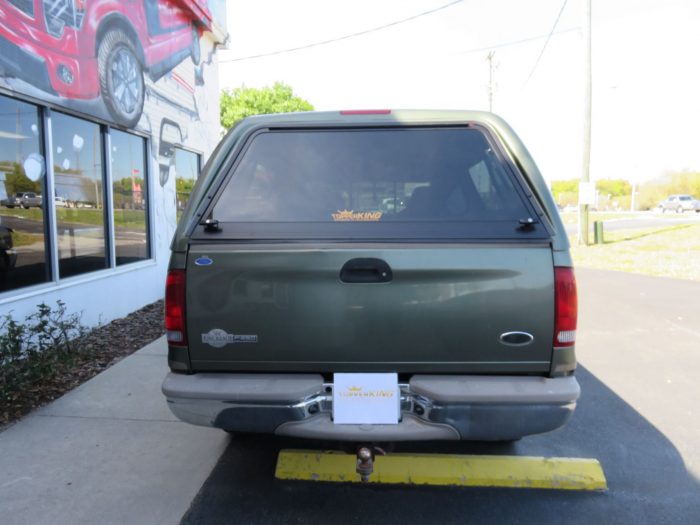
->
[218,0,700,184]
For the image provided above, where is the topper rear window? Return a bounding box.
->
[207,127,547,240]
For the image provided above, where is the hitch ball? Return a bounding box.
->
[356,447,374,482]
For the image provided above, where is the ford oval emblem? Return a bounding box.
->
[499,331,534,346]
[194,256,213,267]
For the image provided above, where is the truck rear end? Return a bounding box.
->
[162,110,579,441]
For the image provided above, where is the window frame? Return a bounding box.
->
[194,125,551,242]
[108,128,152,266]
[173,145,202,216]
[0,95,155,301]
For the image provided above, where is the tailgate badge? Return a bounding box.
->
[499,331,534,346]
[194,256,213,266]
[202,329,258,348]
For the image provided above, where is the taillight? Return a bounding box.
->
[554,267,577,347]
[165,270,187,347]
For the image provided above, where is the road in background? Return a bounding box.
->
[564,212,700,235]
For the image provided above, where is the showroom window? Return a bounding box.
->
[110,130,149,265]
[0,93,152,296]
[52,112,107,278]
[0,96,49,293]
[174,148,200,218]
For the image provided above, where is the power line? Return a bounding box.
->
[522,0,569,87]
[449,27,577,57]
[219,0,465,64]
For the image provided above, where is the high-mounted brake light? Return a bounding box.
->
[554,267,577,347]
[340,109,392,115]
[165,270,187,347]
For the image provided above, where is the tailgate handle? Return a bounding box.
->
[340,258,393,283]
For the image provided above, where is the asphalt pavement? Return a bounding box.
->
[1,268,699,525]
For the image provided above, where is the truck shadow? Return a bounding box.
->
[180,365,700,525]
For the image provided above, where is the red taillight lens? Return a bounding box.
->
[554,267,577,347]
[165,270,187,347]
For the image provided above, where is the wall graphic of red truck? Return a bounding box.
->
[0,0,214,127]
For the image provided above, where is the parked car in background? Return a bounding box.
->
[657,194,700,213]
[0,195,14,208]
[54,196,68,208]
[162,110,580,444]
[1,192,42,209]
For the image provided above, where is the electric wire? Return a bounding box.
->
[522,0,569,87]
[219,0,465,63]
[447,27,577,57]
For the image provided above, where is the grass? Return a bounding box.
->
[10,231,44,248]
[2,207,146,229]
[570,224,700,281]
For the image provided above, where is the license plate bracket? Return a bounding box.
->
[332,373,400,425]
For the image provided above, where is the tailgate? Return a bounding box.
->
[186,244,554,373]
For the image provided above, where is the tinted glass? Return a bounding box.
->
[174,148,199,219]
[111,130,149,265]
[52,112,107,278]
[0,96,49,293]
[214,129,530,224]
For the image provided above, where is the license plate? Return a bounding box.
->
[332,373,400,425]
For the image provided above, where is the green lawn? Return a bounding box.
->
[2,207,146,229]
[10,231,43,248]
[570,224,700,281]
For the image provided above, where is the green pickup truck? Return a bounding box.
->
[162,110,579,442]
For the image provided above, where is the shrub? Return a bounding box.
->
[0,301,86,399]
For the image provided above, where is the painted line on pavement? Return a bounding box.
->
[275,449,607,491]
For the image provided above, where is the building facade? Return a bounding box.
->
[0,0,227,325]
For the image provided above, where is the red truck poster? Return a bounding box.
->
[0,0,224,128]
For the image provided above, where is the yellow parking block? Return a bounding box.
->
[275,450,607,491]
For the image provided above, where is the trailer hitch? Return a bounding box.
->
[356,446,386,482]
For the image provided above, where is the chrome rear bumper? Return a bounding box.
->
[162,373,579,441]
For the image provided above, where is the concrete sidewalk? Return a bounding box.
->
[0,337,229,525]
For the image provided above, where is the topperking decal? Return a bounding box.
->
[202,329,258,348]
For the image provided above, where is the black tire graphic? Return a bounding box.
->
[98,29,145,128]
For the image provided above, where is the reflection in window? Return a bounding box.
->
[213,129,530,224]
[52,112,106,278]
[111,130,149,265]
[0,95,49,293]
[174,148,200,219]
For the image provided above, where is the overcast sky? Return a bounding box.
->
[218,0,700,184]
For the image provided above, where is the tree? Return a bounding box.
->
[220,82,314,131]
[550,179,579,207]
[4,163,41,195]
[638,171,700,210]
[596,179,631,198]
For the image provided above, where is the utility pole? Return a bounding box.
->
[579,0,592,245]
[486,51,496,112]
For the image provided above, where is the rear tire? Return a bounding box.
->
[98,29,145,128]
[677,206,683,214]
